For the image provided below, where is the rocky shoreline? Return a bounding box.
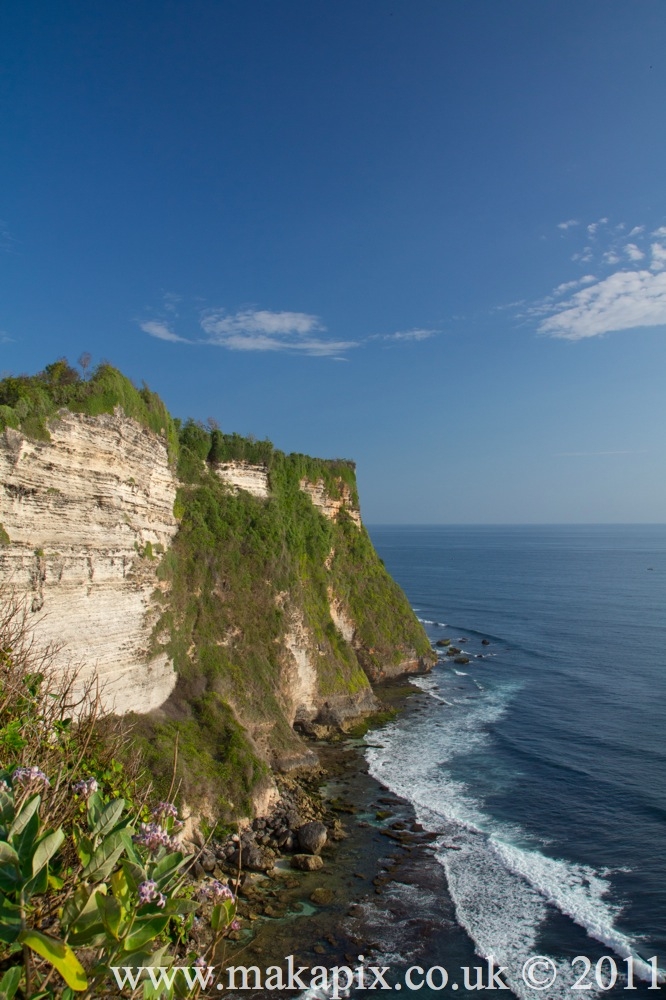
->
[184,680,462,992]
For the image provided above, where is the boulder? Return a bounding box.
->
[291,854,324,871]
[310,887,334,905]
[435,638,451,647]
[297,821,327,855]
[228,845,275,872]
[454,656,470,664]
[482,639,490,646]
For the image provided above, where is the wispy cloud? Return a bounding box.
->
[587,217,609,236]
[538,269,666,340]
[199,308,357,356]
[557,219,579,231]
[140,320,190,344]
[381,328,437,342]
[162,292,182,315]
[525,216,666,340]
[140,302,438,358]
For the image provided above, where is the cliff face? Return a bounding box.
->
[0,410,178,713]
[0,365,435,821]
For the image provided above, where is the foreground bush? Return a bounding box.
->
[0,598,237,998]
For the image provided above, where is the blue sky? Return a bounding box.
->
[2,1,666,523]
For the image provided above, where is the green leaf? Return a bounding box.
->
[8,793,40,839]
[0,966,22,1000]
[95,893,125,940]
[90,797,125,841]
[0,842,19,868]
[15,808,40,878]
[65,920,106,948]
[32,827,65,876]
[75,834,93,869]
[210,898,234,932]
[0,844,20,891]
[161,898,199,917]
[120,859,146,893]
[151,851,186,890]
[0,894,22,944]
[19,929,88,991]
[86,790,103,828]
[119,826,138,862]
[110,867,131,908]
[122,913,169,951]
[81,829,126,881]
[23,862,48,900]
[61,884,106,933]
[0,791,14,827]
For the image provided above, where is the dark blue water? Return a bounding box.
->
[365,525,666,998]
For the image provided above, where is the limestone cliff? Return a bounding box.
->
[0,410,178,713]
[0,362,435,821]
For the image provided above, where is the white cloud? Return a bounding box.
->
[603,251,621,265]
[383,328,437,342]
[650,243,666,271]
[200,308,357,356]
[202,309,323,337]
[652,226,666,238]
[163,293,181,314]
[557,219,579,230]
[553,275,596,296]
[624,243,645,262]
[587,217,609,236]
[140,320,190,343]
[538,269,666,340]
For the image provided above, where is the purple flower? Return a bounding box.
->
[211,880,234,901]
[133,822,180,853]
[72,777,98,797]
[138,880,158,905]
[198,880,234,903]
[137,880,166,908]
[230,919,241,931]
[152,801,178,821]
[193,957,208,969]
[12,766,50,788]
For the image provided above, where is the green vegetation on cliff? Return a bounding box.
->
[142,417,430,820]
[1,362,433,823]
[0,358,179,459]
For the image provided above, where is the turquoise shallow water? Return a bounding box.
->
[364,525,666,998]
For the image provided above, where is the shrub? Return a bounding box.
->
[0,596,238,998]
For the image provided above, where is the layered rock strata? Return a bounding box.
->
[0,410,178,713]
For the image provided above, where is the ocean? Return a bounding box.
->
[362,525,666,999]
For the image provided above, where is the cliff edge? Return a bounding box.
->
[0,361,435,821]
